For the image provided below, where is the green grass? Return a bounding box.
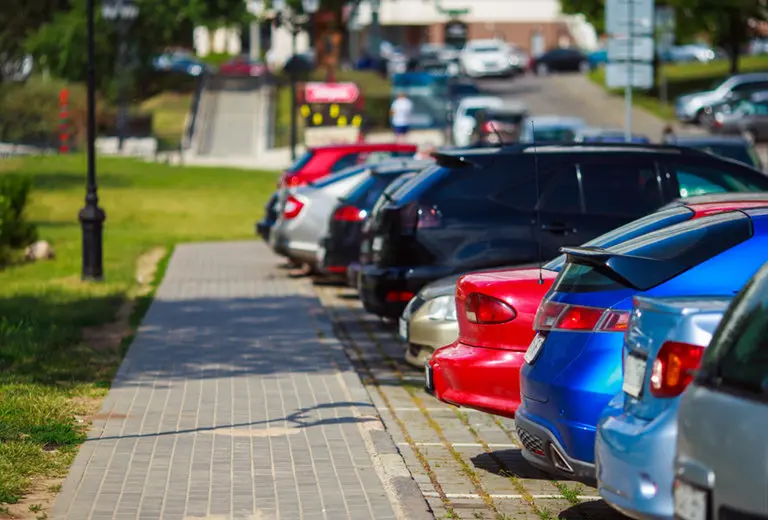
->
[140,91,194,151]
[0,155,278,504]
[588,54,768,120]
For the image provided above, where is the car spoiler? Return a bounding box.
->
[560,246,689,291]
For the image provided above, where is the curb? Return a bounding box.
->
[305,285,434,520]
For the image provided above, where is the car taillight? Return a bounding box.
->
[283,195,305,219]
[650,341,705,398]
[400,202,442,231]
[465,293,517,324]
[334,205,367,222]
[285,175,303,187]
[533,300,630,332]
[386,291,414,302]
[482,121,498,133]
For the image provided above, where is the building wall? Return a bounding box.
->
[427,21,574,54]
[356,0,562,26]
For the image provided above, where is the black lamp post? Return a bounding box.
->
[274,0,319,161]
[80,0,106,281]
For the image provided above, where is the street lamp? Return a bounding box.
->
[79,0,109,281]
[102,0,139,152]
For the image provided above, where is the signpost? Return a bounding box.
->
[300,82,365,146]
[655,6,676,106]
[605,0,655,141]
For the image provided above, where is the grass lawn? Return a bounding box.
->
[140,91,194,151]
[588,54,768,120]
[0,155,277,513]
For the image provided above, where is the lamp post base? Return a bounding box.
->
[78,203,106,281]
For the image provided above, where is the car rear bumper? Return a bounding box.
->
[514,405,596,483]
[430,341,524,418]
[359,265,451,319]
[595,396,677,520]
[403,319,458,368]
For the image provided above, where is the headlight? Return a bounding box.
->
[423,295,457,321]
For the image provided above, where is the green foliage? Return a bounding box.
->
[559,0,606,34]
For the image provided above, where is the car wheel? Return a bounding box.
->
[693,108,707,125]
[536,63,549,76]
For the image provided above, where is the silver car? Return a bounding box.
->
[674,261,768,520]
[270,164,372,267]
[270,158,429,269]
[674,72,768,124]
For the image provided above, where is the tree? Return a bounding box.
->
[559,0,606,34]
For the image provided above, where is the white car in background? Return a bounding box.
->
[452,95,504,147]
[459,39,515,78]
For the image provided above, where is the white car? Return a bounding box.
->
[459,39,515,79]
[452,96,504,147]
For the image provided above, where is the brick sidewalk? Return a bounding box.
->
[52,242,429,520]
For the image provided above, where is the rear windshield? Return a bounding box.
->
[698,267,768,399]
[309,165,368,189]
[286,150,315,173]
[688,143,762,169]
[534,128,576,142]
[346,173,408,210]
[552,211,752,293]
[542,206,695,271]
[488,113,526,124]
[371,173,416,216]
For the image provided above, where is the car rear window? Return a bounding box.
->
[542,206,695,271]
[534,128,577,142]
[309,165,368,188]
[286,150,315,173]
[688,143,762,169]
[552,211,753,293]
[346,173,408,210]
[698,267,768,400]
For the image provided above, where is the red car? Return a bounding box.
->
[219,55,268,77]
[278,143,418,188]
[428,195,768,419]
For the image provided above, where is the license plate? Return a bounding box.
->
[524,333,546,364]
[372,236,383,252]
[623,353,647,398]
[674,480,708,520]
[425,362,433,392]
[398,317,408,341]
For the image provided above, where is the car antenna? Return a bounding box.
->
[489,120,505,147]
[531,119,544,285]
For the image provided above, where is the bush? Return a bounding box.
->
[0,176,37,260]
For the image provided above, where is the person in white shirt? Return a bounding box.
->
[390,92,413,143]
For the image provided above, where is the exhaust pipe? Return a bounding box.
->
[549,444,574,474]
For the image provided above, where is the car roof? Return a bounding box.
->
[459,96,504,106]
[372,159,433,174]
[666,192,768,207]
[465,39,504,48]
[666,135,750,145]
[687,200,768,217]
[524,115,586,127]
[309,142,417,152]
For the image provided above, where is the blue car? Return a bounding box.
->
[595,295,732,520]
[515,208,768,481]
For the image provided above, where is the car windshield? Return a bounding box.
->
[308,164,368,189]
[534,127,577,142]
[470,45,502,53]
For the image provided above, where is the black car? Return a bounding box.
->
[358,143,768,319]
[256,191,279,241]
[531,48,589,75]
[663,134,763,170]
[320,161,431,277]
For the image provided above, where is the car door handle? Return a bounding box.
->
[541,222,577,234]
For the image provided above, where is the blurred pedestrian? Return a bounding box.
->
[662,124,675,143]
[390,91,413,144]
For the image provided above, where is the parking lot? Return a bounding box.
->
[313,279,622,520]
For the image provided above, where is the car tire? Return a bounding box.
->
[693,108,707,125]
[536,63,549,76]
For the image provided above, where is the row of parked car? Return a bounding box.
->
[257,125,768,520]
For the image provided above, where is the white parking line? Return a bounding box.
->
[397,442,518,448]
[421,492,602,501]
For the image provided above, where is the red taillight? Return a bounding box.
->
[650,341,705,398]
[533,300,630,332]
[334,205,367,222]
[285,175,303,187]
[465,293,517,324]
[386,291,414,302]
[283,195,305,219]
[400,203,442,231]
[326,266,347,274]
[482,121,498,133]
